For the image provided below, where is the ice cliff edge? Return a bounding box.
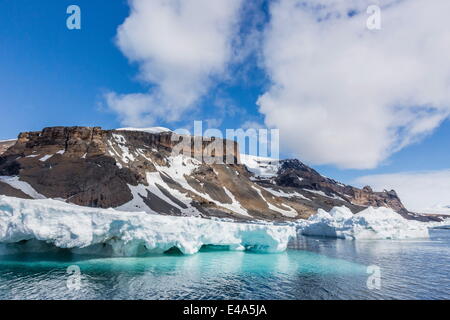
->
[0,195,296,256]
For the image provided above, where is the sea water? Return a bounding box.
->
[0,229,448,300]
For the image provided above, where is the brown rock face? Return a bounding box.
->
[0,181,32,199]
[5,127,239,164]
[350,187,405,213]
[10,126,107,158]
[1,127,136,208]
[0,127,243,214]
[268,159,411,217]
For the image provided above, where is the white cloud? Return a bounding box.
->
[259,0,450,169]
[106,92,158,127]
[108,0,243,126]
[355,170,450,212]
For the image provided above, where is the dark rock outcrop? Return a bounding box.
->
[274,159,406,212]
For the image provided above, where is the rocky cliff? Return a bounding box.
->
[274,159,406,214]
[0,126,426,221]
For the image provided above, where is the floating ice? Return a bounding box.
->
[0,196,295,256]
[297,206,430,240]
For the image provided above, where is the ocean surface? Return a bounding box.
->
[0,229,449,300]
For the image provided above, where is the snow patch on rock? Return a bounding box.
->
[304,189,346,202]
[252,186,297,218]
[117,171,201,217]
[154,155,253,217]
[39,154,53,162]
[222,187,251,217]
[0,176,46,199]
[263,187,311,201]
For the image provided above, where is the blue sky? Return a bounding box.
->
[0,0,266,139]
[1,0,449,210]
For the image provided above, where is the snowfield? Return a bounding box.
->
[0,196,295,256]
[116,127,172,134]
[296,206,430,240]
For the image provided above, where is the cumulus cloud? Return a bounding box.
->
[258,0,450,169]
[108,0,243,126]
[355,170,450,212]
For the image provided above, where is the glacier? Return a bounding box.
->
[0,196,295,256]
[296,206,430,240]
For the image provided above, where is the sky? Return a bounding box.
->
[1,0,450,211]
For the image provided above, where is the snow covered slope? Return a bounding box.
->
[116,127,172,134]
[0,196,295,256]
[240,154,280,178]
[297,206,430,240]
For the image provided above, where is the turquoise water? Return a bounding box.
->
[0,230,449,300]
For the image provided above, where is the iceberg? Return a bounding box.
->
[116,127,172,134]
[0,196,295,256]
[296,206,430,240]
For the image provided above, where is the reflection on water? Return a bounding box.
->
[0,230,449,300]
[291,229,450,299]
